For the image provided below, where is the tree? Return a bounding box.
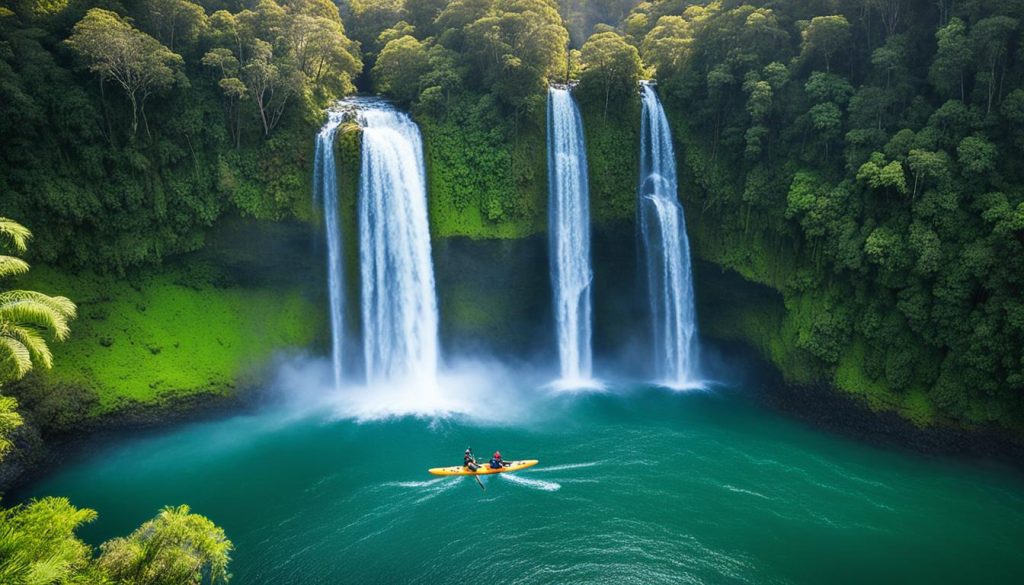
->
[800,15,851,73]
[641,15,692,77]
[871,33,908,89]
[416,44,463,115]
[906,149,951,198]
[0,218,77,385]
[403,0,449,35]
[869,0,904,37]
[372,35,430,103]
[0,395,20,461]
[929,18,971,100]
[141,0,208,52]
[1,500,233,585]
[578,31,641,116]
[0,218,75,461]
[461,0,569,111]
[243,39,302,136]
[856,152,907,194]
[0,497,100,584]
[969,16,1018,113]
[288,13,361,95]
[202,48,246,147]
[98,505,233,585]
[346,0,405,51]
[1002,89,1024,150]
[65,9,184,137]
[957,135,998,174]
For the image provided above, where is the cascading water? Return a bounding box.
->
[356,101,440,386]
[638,81,699,388]
[314,110,346,391]
[547,86,595,386]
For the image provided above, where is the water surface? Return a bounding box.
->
[22,382,1024,584]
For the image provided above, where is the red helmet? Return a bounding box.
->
[493,451,501,458]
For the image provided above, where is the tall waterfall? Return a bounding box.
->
[356,101,440,386]
[547,86,594,385]
[314,111,346,390]
[639,82,699,387]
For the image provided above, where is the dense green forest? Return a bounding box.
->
[636,0,1024,430]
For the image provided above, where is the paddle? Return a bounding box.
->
[474,474,486,491]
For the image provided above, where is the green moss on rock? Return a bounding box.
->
[15,266,319,416]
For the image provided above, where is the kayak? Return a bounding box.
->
[428,460,539,476]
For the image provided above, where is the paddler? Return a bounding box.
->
[464,448,480,471]
[489,451,509,469]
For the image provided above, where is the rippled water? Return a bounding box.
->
[20,382,1024,584]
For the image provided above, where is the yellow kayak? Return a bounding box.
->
[428,460,539,476]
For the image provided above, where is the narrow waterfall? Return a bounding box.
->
[356,101,440,386]
[547,86,594,385]
[314,111,346,390]
[639,82,699,387]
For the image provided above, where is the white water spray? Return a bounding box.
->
[547,86,596,387]
[314,110,346,390]
[639,82,699,388]
[356,101,440,387]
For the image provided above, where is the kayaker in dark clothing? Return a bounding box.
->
[464,448,480,471]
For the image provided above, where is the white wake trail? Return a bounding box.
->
[501,473,561,492]
[527,461,603,473]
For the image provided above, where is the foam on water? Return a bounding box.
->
[500,473,562,492]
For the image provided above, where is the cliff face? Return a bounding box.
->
[10,89,1017,452]
[333,94,959,431]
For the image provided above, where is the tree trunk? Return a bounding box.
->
[128,91,139,136]
[142,106,151,140]
[988,62,996,114]
[257,93,270,136]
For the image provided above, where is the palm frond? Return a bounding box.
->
[0,336,31,381]
[0,291,77,320]
[25,556,71,585]
[0,218,31,254]
[4,325,53,370]
[0,395,24,461]
[0,256,30,279]
[0,299,73,340]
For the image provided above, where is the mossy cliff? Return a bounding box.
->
[332,95,644,360]
[334,93,950,432]
[10,86,1008,444]
[6,220,322,434]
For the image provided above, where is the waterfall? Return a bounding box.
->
[355,101,440,386]
[639,82,699,388]
[314,110,346,390]
[547,86,595,386]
